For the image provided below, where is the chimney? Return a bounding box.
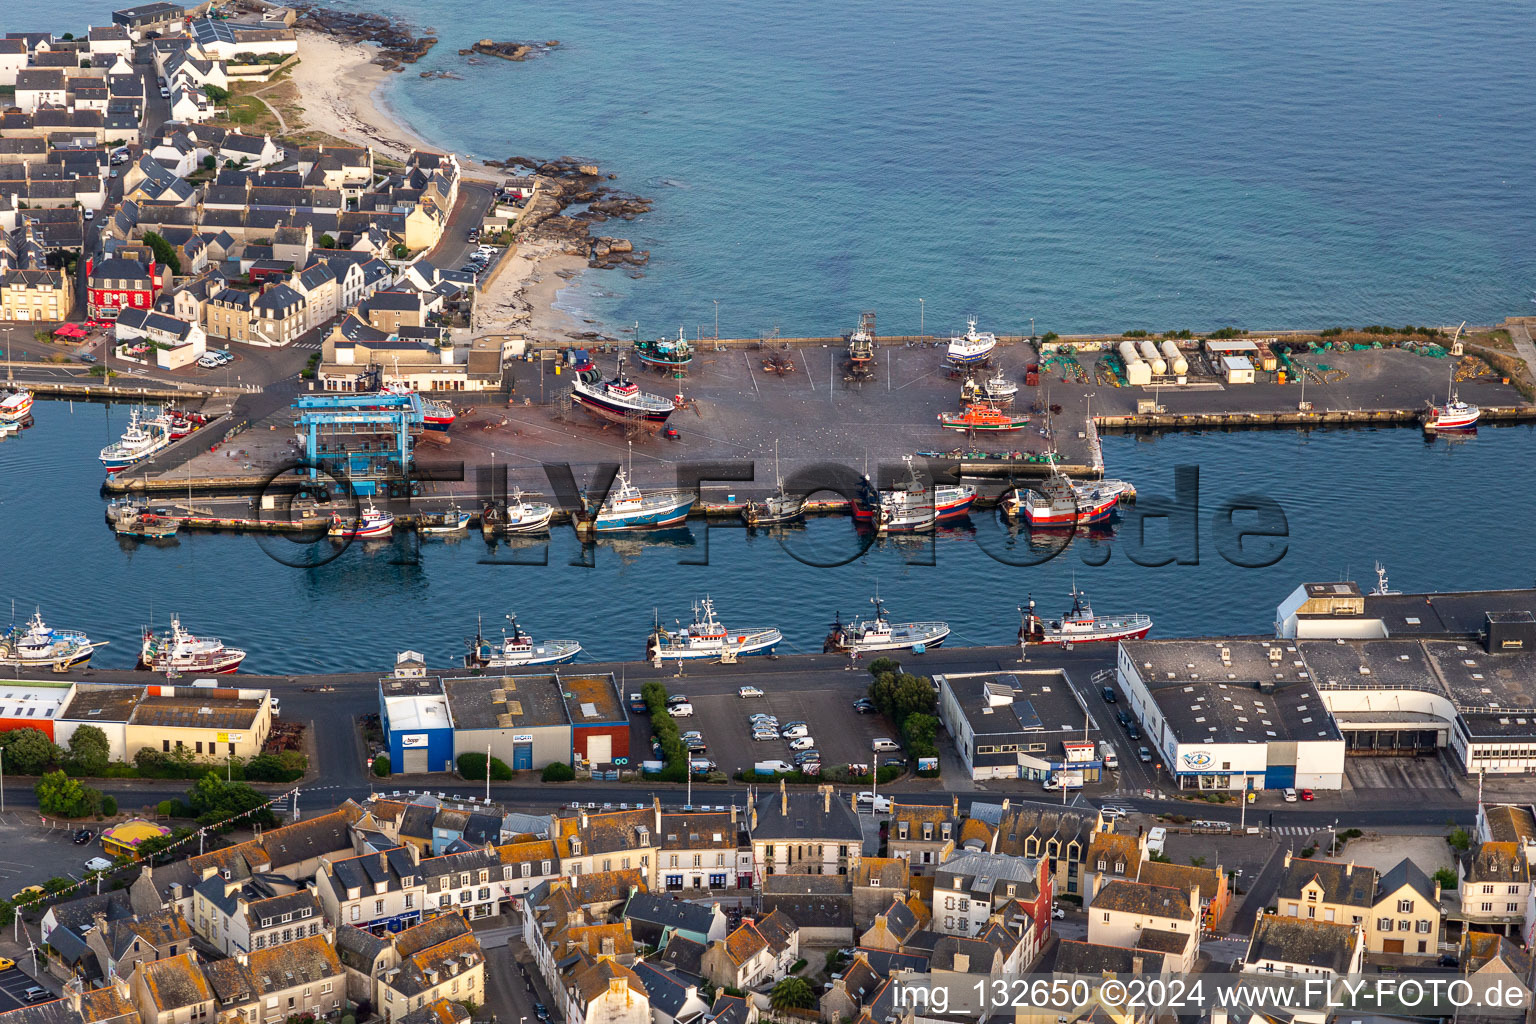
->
[1346,861,1354,878]
[1282,849,1292,869]
[952,795,959,818]
[1001,798,1010,815]
[850,790,857,812]
[750,806,758,831]
[780,779,787,817]
[1131,954,1144,974]
[654,796,662,834]
[730,804,737,825]
[952,952,970,974]
[579,808,588,829]
[237,952,248,966]
[823,785,831,815]
[378,851,387,873]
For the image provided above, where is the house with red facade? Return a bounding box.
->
[86,255,165,320]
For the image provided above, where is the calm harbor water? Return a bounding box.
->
[2,400,1532,672]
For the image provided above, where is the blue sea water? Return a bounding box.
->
[4,1,1536,671]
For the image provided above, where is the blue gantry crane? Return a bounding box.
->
[292,391,425,496]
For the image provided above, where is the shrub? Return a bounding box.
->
[37,771,95,817]
[203,154,217,171]
[1,728,61,775]
[1433,867,1457,892]
[457,752,513,781]
[101,795,117,817]
[65,726,111,776]
[1447,826,1472,852]
[541,762,575,782]
[245,753,297,782]
[371,754,390,777]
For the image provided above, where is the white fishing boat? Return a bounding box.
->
[464,613,582,668]
[328,501,394,539]
[139,615,246,673]
[418,506,471,534]
[1019,589,1152,646]
[647,596,781,660]
[947,319,997,365]
[743,441,804,526]
[99,408,172,471]
[482,490,556,536]
[824,592,949,654]
[0,610,100,668]
[591,455,694,532]
[0,388,34,423]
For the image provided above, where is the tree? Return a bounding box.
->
[1433,867,1457,892]
[319,233,336,249]
[391,243,409,260]
[866,657,900,678]
[203,154,217,171]
[869,672,934,725]
[1189,855,1207,868]
[36,770,96,818]
[187,773,273,827]
[1447,827,1472,853]
[204,84,230,104]
[66,726,111,777]
[900,712,939,756]
[0,728,60,775]
[371,754,390,777]
[541,762,574,782]
[142,231,182,275]
[769,977,814,1011]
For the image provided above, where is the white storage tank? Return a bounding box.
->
[1160,340,1189,376]
[1119,340,1141,366]
[1124,358,1151,386]
[1138,340,1166,375]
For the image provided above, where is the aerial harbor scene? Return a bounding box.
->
[1,0,1535,1021]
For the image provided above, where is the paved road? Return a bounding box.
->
[424,182,496,272]
[1508,321,1536,373]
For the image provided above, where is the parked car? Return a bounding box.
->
[666,694,689,705]
[689,759,716,775]
[738,685,764,698]
[1101,685,1117,703]
[781,725,809,740]
[872,737,901,752]
[1116,709,1131,727]
[1283,787,1298,802]
[1126,722,1141,740]
[1138,746,1152,762]
[669,703,694,717]
[72,829,93,844]
[792,749,820,763]
[11,885,42,903]
[23,987,49,1003]
[1299,788,1315,801]
[84,856,114,872]
[856,792,892,812]
[78,353,96,363]
[1052,906,1067,920]
[752,729,779,741]
[852,698,876,713]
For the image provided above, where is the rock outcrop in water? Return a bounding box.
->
[460,39,559,61]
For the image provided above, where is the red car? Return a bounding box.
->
[1299,788,1314,801]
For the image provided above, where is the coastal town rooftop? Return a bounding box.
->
[440,674,570,730]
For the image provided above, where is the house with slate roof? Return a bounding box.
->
[1241,913,1364,978]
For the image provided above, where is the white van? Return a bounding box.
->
[1099,740,1119,770]
[1146,826,1167,856]
[669,703,694,718]
[856,792,892,813]
[872,738,901,752]
[191,679,219,689]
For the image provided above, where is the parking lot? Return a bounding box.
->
[643,669,896,778]
[0,964,50,1012]
[0,817,101,899]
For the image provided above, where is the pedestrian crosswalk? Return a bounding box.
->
[1273,825,1319,837]
[291,341,322,350]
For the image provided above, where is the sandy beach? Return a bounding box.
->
[288,31,501,180]
[289,30,596,341]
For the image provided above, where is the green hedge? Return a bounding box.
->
[457,753,513,781]
[372,754,390,778]
[541,762,575,782]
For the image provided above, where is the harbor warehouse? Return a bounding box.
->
[123,685,274,761]
[559,673,629,768]
[379,676,454,774]
[1116,640,1345,791]
[442,674,573,771]
[936,670,1105,783]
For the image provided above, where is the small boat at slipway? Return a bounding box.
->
[464,613,582,668]
[824,592,949,655]
[946,319,998,365]
[328,502,394,539]
[1019,589,1151,646]
[418,506,471,535]
[0,610,101,669]
[481,490,555,536]
[647,596,781,661]
[139,615,247,673]
[571,356,677,427]
[634,328,694,371]
[847,313,876,367]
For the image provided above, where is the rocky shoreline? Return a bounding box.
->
[290,2,438,69]
[460,38,560,61]
[490,156,653,273]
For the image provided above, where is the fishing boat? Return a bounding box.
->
[1423,367,1480,432]
[0,610,100,669]
[847,314,876,366]
[824,592,948,654]
[571,356,676,426]
[418,506,470,534]
[328,501,395,539]
[464,613,582,668]
[591,453,694,532]
[984,371,1017,400]
[877,498,936,534]
[1019,589,1151,646]
[482,490,555,536]
[0,419,19,436]
[1004,469,1119,527]
[0,388,34,423]
[114,506,179,538]
[852,457,974,524]
[99,408,172,471]
[946,319,997,365]
[139,615,246,673]
[646,596,781,660]
[634,327,694,370]
[743,441,804,526]
[938,401,1029,432]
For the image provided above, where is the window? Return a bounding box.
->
[1483,884,1494,894]
[521,863,530,878]
[349,906,359,922]
[1102,912,1110,923]
[1398,920,1411,931]
[1511,885,1520,895]
[1481,902,1494,912]
[478,887,489,900]
[1509,903,1521,913]
[1397,899,1413,913]
[1306,906,1315,919]
[1377,917,1392,930]
[404,894,414,909]
[374,899,384,914]
[1097,859,1106,871]
[321,983,332,995]
[1417,920,1432,934]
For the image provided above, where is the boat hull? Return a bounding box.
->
[832,626,950,654]
[1027,623,1151,645]
[467,641,582,668]
[594,496,695,532]
[572,385,675,424]
[947,346,995,365]
[650,629,781,659]
[138,652,246,673]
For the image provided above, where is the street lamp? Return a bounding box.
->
[918,299,924,338]
[1030,317,1035,340]
[713,300,719,340]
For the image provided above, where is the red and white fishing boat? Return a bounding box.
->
[1019,588,1151,646]
[328,501,395,539]
[1422,369,1479,433]
[937,401,1028,432]
[1006,471,1119,527]
[854,457,975,524]
[139,615,247,673]
[0,387,35,422]
[380,381,456,432]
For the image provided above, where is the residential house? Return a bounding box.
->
[250,282,305,345]
[85,255,161,320]
[87,25,134,64]
[397,1000,470,1024]
[886,800,960,873]
[128,951,216,1024]
[113,307,206,369]
[1460,841,1528,937]
[15,68,66,112]
[314,847,425,933]
[417,844,503,922]
[700,911,799,991]
[932,850,1051,941]
[851,858,912,930]
[760,875,855,946]
[657,808,752,893]
[293,260,339,330]
[1087,879,1200,973]
[621,891,728,949]
[1083,831,1142,903]
[631,963,709,1024]
[334,925,394,1005]
[1371,857,1440,955]
[565,960,649,1024]
[1460,931,1532,979]
[748,783,862,879]
[553,808,659,885]
[219,132,282,170]
[361,290,425,332]
[1241,914,1365,979]
[857,895,925,953]
[191,876,328,955]
[167,83,213,124]
[989,799,1103,899]
[520,869,648,1000]
[0,268,72,321]
[0,39,26,87]
[374,914,485,1024]
[204,287,255,342]
[819,954,883,1023]
[243,933,346,1023]
[1136,859,1229,931]
[1274,853,1377,933]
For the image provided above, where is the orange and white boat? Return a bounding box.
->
[0,387,34,423]
[937,401,1028,432]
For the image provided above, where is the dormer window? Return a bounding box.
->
[923,823,933,841]
[941,823,952,840]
